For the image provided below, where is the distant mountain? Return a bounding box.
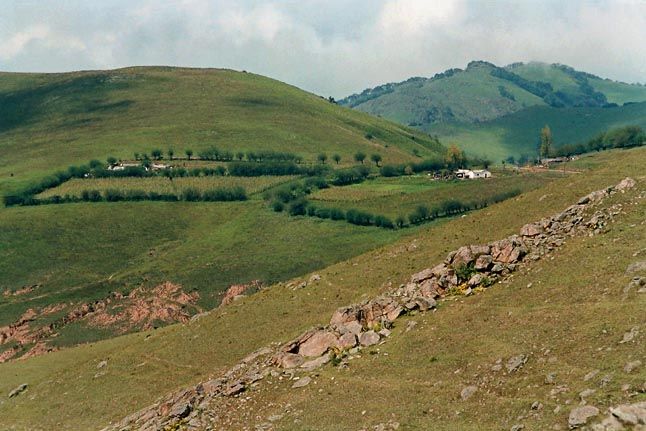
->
[340,61,646,159]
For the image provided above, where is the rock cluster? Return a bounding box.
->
[591,401,646,430]
[102,178,637,431]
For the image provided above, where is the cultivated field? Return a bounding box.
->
[36,175,296,198]
[310,172,561,218]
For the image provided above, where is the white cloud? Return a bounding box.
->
[0,0,644,96]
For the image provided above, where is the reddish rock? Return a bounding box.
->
[337,332,357,349]
[451,246,475,267]
[474,254,493,270]
[520,223,542,237]
[298,331,338,357]
[410,268,433,283]
[359,330,380,347]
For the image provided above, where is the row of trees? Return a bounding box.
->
[23,187,247,206]
[538,124,645,159]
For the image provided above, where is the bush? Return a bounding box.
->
[104,189,125,202]
[182,188,202,201]
[271,200,284,212]
[288,199,308,216]
[345,209,373,226]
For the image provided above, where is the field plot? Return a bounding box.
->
[36,175,296,198]
[311,173,560,218]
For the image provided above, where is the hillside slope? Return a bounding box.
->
[340,61,646,159]
[0,66,443,196]
[0,147,643,430]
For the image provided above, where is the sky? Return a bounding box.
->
[1,0,645,97]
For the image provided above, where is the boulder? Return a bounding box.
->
[492,237,527,264]
[506,354,527,373]
[475,254,493,271]
[470,244,491,257]
[468,273,485,287]
[452,246,475,267]
[8,383,28,398]
[298,331,338,357]
[615,177,636,191]
[168,401,191,418]
[337,332,357,349]
[419,278,442,299]
[568,405,599,428]
[626,261,646,274]
[330,306,358,326]
[410,268,434,283]
[520,223,542,237]
[275,352,305,369]
[609,401,646,426]
[291,376,311,389]
[359,330,380,347]
[335,320,363,336]
[300,354,330,371]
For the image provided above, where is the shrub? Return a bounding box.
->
[455,263,476,282]
[182,188,202,201]
[271,200,284,212]
[104,189,124,202]
[288,199,308,216]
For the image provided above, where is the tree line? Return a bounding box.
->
[14,186,247,206]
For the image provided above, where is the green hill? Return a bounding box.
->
[0,67,443,197]
[0,67,452,357]
[340,61,646,159]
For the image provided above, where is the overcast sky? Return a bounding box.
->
[1,0,645,97]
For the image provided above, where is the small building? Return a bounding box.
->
[455,169,491,179]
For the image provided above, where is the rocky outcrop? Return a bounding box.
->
[102,178,638,431]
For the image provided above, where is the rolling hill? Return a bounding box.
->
[0,66,443,197]
[340,61,646,160]
[0,67,453,359]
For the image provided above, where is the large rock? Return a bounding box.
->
[410,268,434,283]
[520,223,542,237]
[568,405,599,428]
[506,354,527,373]
[475,254,493,271]
[298,331,338,357]
[359,330,380,347]
[337,332,357,349]
[609,401,646,426]
[452,246,475,267]
[419,278,442,299]
[8,383,28,398]
[615,177,636,191]
[335,320,363,336]
[274,352,305,369]
[492,237,527,264]
[300,354,330,371]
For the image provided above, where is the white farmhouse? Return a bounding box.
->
[455,169,491,179]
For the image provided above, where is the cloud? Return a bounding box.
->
[0,0,644,97]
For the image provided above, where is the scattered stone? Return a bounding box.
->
[623,360,642,373]
[359,331,380,347]
[568,405,599,428]
[309,274,321,283]
[405,321,417,332]
[510,424,525,431]
[619,327,639,343]
[584,370,599,381]
[506,354,528,373]
[97,360,108,369]
[626,261,646,274]
[223,383,245,397]
[8,384,28,398]
[615,177,636,191]
[579,389,596,400]
[531,401,543,411]
[378,328,392,338]
[291,376,311,389]
[460,385,478,400]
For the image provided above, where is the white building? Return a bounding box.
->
[455,169,491,179]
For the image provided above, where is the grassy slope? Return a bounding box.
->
[0,67,443,197]
[429,102,646,161]
[0,147,643,430]
[0,201,403,328]
[351,62,545,125]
